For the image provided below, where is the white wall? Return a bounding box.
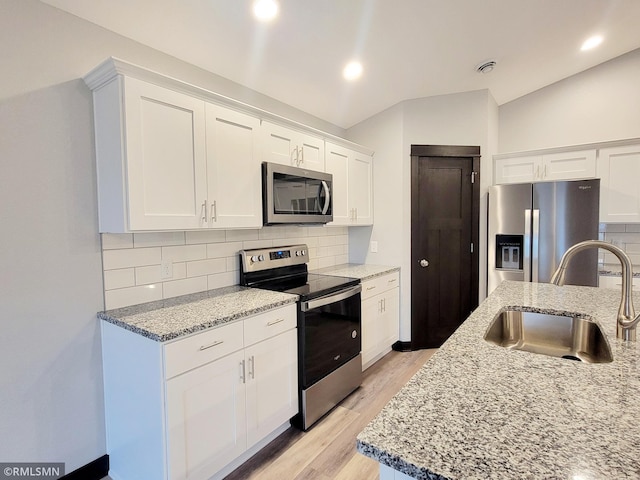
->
[499,48,640,153]
[347,90,498,342]
[0,0,345,471]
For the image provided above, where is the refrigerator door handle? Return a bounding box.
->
[532,209,540,283]
[524,209,531,282]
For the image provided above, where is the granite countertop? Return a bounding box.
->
[600,269,640,277]
[357,281,640,480]
[314,263,400,281]
[98,285,298,342]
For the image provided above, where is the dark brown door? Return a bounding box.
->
[411,145,480,349]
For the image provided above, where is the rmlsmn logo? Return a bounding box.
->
[0,463,65,480]
[578,185,592,190]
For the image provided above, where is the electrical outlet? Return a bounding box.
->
[370,241,378,253]
[160,260,173,279]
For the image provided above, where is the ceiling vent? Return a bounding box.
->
[476,60,497,74]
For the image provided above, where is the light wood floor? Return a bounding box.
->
[225,348,436,480]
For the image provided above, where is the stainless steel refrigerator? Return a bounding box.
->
[487,179,600,295]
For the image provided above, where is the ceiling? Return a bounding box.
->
[40,0,640,129]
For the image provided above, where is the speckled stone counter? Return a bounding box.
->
[357,281,640,480]
[98,285,298,342]
[314,263,400,281]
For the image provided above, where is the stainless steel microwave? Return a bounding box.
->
[262,162,332,225]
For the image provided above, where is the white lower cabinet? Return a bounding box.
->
[101,303,297,480]
[361,272,400,370]
[598,275,640,291]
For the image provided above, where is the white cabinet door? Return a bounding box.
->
[325,142,374,226]
[124,77,208,230]
[543,150,597,181]
[349,152,373,225]
[381,287,400,347]
[325,143,351,226]
[166,350,247,480]
[298,133,325,171]
[205,104,262,228]
[262,122,324,171]
[361,294,383,368]
[494,156,541,184]
[245,328,298,448]
[598,144,640,223]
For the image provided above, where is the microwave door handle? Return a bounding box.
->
[321,180,331,215]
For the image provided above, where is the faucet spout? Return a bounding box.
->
[550,240,639,341]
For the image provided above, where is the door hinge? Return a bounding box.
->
[471,171,477,184]
[471,243,474,253]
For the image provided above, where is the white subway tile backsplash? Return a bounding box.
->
[186,258,226,277]
[208,271,238,290]
[105,284,163,310]
[103,247,161,270]
[133,232,185,248]
[162,244,207,262]
[185,230,226,245]
[135,262,187,285]
[101,227,352,309]
[626,224,640,233]
[102,233,133,250]
[599,224,625,233]
[226,256,239,272]
[207,242,243,259]
[225,229,260,242]
[163,276,208,299]
[103,268,135,290]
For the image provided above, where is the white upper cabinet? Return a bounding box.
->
[262,121,325,171]
[598,144,640,223]
[91,76,261,232]
[205,104,262,229]
[494,150,596,185]
[325,142,373,226]
[97,76,208,231]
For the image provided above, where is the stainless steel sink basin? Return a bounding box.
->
[484,309,613,363]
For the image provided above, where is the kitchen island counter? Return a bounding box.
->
[357,281,640,479]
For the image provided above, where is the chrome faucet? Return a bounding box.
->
[550,240,640,341]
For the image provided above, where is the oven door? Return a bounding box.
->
[299,285,361,388]
[263,162,332,225]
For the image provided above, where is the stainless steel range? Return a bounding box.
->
[239,244,362,430]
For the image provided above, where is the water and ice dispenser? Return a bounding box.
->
[495,235,523,270]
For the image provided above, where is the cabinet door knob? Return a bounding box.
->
[419,259,429,268]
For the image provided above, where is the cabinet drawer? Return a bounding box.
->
[244,304,297,347]
[361,272,400,300]
[164,321,244,379]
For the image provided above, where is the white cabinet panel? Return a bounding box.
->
[262,121,325,171]
[361,272,400,370]
[205,104,262,228]
[122,77,208,231]
[598,144,640,223]
[166,350,247,480]
[494,155,541,184]
[245,329,298,448]
[325,142,374,226]
[494,150,596,185]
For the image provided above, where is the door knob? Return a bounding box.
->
[419,259,429,267]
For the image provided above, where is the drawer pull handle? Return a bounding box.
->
[388,278,397,283]
[199,340,224,351]
[366,286,376,291]
[267,318,285,326]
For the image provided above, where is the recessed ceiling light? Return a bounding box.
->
[253,0,279,22]
[581,35,603,51]
[343,61,363,81]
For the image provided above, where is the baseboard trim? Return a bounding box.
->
[392,341,412,352]
[60,454,109,480]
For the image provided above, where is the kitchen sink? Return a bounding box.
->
[484,309,613,363]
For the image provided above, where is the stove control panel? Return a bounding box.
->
[239,244,310,273]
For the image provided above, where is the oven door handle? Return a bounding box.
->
[301,284,361,312]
